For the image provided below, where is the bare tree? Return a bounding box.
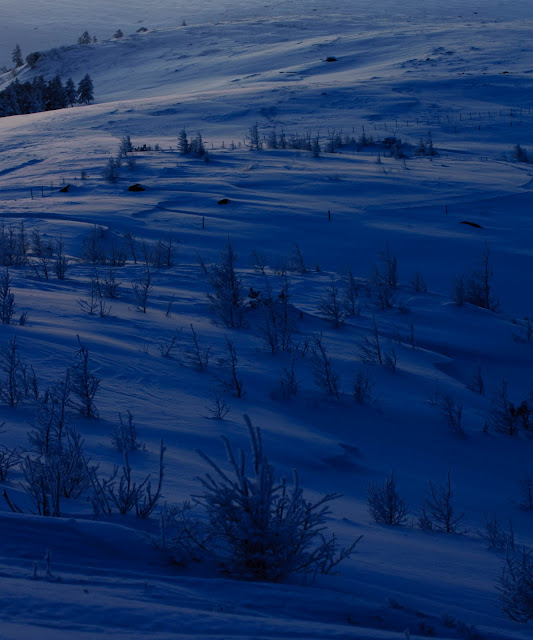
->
[104,439,165,518]
[259,274,295,353]
[487,379,530,436]
[440,394,464,436]
[342,269,360,316]
[279,354,299,399]
[70,337,100,419]
[454,246,499,311]
[158,328,182,359]
[54,236,69,279]
[498,547,533,623]
[207,388,231,420]
[418,470,464,533]
[186,324,211,370]
[352,368,375,404]
[132,267,153,313]
[221,336,243,398]
[77,279,100,315]
[359,315,383,365]
[478,514,515,551]
[466,246,499,312]
[520,473,533,511]
[367,471,408,525]
[0,268,15,324]
[288,243,307,274]
[205,238,246,328]
[318,277,346,328]
[110,411,145,453]
[0,337,38,407]
[310,333,340,400]
[410,271,427,293]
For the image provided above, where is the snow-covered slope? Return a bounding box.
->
[0,2,532,639]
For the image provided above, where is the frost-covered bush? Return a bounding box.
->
[195,416,359,581]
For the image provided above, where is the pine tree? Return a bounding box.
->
[190,131,205,157]
[65,78,77,107]
[177,128,189,154]
[45,75,67,110]
[78,31,92,45]
[12,44,23,68]
[248,123,262,151]
[77,74,94,105]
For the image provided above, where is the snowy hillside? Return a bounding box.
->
[0,1,532,639]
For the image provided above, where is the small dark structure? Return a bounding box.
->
[325,56,337,62]
[460,221,483,228]
[218,198,230,205]
[128,184,145,192]
[59,184,71,192]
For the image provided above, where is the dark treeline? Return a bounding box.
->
[0,73,94,118]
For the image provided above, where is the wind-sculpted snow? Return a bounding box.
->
[0,2,532,639]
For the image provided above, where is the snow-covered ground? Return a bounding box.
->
[0,1,532,638]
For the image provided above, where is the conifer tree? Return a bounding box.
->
[177,128,189,154]
[65,78,77,107]
[12,44,23,68]
[77,74,94,104]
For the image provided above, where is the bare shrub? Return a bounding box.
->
[440,394,464,436]
[418,470,465,533]
[487,379,530,436]
[186,324,211,370]
[109,411,145,452]
[221,336,243,398]
[96,440,165,518]
[70,337,100,419]
[318,277,346,328]
[367,471,408,525]
[132,267,153,313]
[352,368,375,404]
[207,388,231,420]
[158,328,183,359]
[498,547,533,623]
[0,336,38,407]
[310,333,340,400]
[478,514,515,551]
[205,238,246,328]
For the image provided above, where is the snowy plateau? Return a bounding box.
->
[0,0,533,638]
